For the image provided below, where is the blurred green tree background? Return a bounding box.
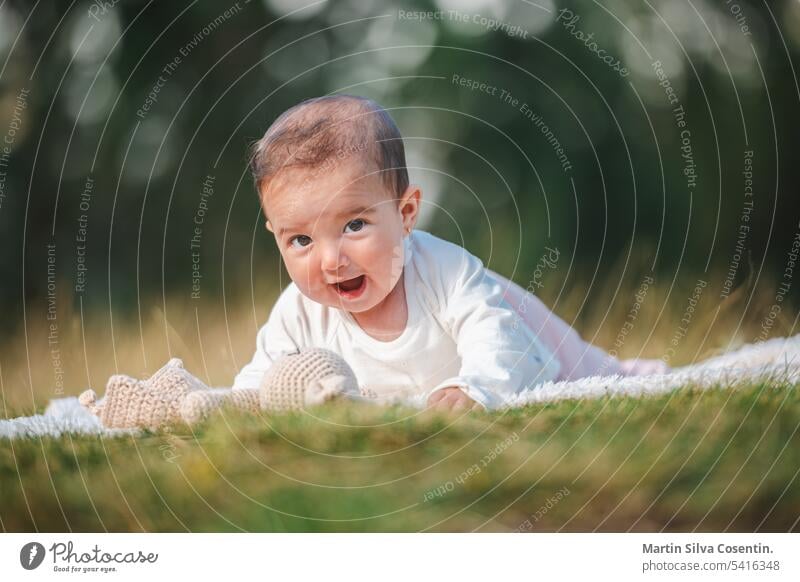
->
[0,0,798,342]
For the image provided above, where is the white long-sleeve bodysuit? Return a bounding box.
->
[232,229,664,409]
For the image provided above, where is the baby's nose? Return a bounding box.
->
[320,242,348,271]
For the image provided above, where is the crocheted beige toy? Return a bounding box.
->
[80,348,361,429]
[181,347,361,421]
[79,358,208,430]
[259,347,359,411]
[179,388,261,425]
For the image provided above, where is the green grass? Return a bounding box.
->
[2,379,799,532]
[3,271,798,531]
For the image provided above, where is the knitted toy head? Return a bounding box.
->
[259,347,359,411]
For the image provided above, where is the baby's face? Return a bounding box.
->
[262,160,416,313]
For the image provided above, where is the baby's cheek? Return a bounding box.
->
[287,267,314,295]
[377,252,401,286]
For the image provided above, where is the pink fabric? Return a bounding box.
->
[488,269,669,381]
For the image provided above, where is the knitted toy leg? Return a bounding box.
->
[180,388,261,424]
[79,374,147,429]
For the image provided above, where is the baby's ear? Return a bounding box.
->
[265,220,273,232]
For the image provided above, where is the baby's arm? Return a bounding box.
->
[232,285,306,390]
[427,385,484,411]
[427,250,561,411]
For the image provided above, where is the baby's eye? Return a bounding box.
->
[289,235,311,249]
[344,218,366,233]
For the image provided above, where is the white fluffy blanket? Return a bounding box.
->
[2,335,799,440]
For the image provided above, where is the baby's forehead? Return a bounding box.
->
[267,156,377,197]
[264,162,389,221]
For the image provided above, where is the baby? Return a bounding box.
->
[232,95,667,412]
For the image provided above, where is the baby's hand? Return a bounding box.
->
[426,386,483,412]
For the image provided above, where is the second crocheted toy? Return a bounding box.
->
[178,347,362,422]
[259,347,360,411]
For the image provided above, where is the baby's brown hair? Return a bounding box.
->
[249,95,409,207]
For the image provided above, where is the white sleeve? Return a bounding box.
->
[231,285,306,390]
[428,250,561,410]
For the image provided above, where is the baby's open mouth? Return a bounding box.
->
[333,275,366,297]
[336,275,364,292]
